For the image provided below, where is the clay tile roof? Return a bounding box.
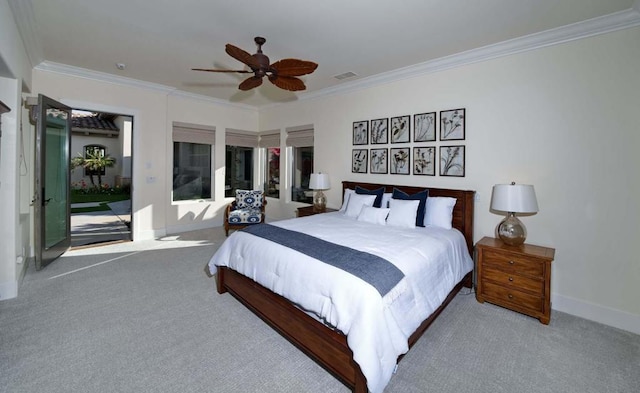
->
[72,114,120,131]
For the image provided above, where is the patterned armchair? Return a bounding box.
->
[224,190,267,236]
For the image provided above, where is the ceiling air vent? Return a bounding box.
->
[334,71,358,80]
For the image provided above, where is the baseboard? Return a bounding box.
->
[0,279,18,301]
[17,256,30,283]
[552,293,640,335]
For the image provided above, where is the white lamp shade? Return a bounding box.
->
[309,173,331,190]
[490,183,538,213]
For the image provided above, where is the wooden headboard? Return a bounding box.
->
[342,181,476,255]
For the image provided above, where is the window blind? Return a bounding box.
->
[259,130,281,148]
[286,126,314,147]
[226,129,259,147]
[172,123,216,145]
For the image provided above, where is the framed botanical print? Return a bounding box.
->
[370,148,388,174]
[390,115,410,143]
[413,146,435,176]
[440,145,465,177]
[370,118,388,144]
[440,108,465,141]
[352,120,368,145]
[390,147,410,175]
[352,149,368,173]
[413,112,436,142]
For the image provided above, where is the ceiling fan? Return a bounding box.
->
[192,37,318,92]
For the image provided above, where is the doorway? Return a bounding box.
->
[69,109,133,248]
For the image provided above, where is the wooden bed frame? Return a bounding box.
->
[216,181,475,392]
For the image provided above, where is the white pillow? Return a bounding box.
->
[339,189,355,212]
[424,197,457,229]
[344,194,377,218]
[357,206,390,225]
[380,192,393,208]
[386,198,420,228]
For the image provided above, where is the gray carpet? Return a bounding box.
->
[1,228,638,393]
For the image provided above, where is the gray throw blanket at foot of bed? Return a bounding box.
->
[242,224,404,296]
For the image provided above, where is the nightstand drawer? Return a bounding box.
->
[481,281,544,313]
[482,267,544,294]
[483,249,543,277]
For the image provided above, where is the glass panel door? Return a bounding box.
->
[34,94,71,270]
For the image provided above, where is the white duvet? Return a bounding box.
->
[208,212,473,393]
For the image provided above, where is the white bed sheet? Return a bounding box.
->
[208,212,473,393]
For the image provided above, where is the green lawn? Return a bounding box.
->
[70,192,130,213]
[71,203,112,214]
[71,193,130,204]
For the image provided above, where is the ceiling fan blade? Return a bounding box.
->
[270,59,318,77]
[225,44,260,69]
[238,76,263,91]
[268,75,306,91]
[191,68,252,73]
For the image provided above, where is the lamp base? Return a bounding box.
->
[313,190,327,213]
[497,212,527,246]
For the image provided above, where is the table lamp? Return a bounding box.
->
[490,182,538,246]
[309,173,330,213]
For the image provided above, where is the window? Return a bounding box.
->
[259,130,281,199]
[225,129,258,197]
[286,127,314,203]
[172,123,215,202]
[265,148,280,198]
[225,146,254,197]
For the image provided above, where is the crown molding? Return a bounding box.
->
[296,6,640,104]
[35,61,176,94]
[34,61,257,112]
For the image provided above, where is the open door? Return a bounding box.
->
[34,94,72,270]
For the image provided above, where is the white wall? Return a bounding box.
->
[0,0,35,300]
[259,26,640,333]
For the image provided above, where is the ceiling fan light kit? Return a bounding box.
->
[192,37,318,92]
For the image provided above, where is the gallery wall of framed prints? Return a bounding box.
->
[351,107,465,177]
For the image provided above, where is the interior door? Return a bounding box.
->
[34,94,72,270]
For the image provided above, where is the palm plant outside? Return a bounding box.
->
[71,149,116,188]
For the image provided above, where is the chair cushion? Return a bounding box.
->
[235,190,264,209]
[228,208,263,224]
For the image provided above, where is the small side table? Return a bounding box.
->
[296,206,338,217]
[475,236,555,324]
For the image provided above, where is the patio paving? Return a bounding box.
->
[70,200,131,248]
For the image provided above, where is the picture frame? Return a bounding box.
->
[439,145,465,177]
[370,148,388,174]
[352,149,368,173]
[370,118,388,144]
[390,115,410,143]
[413,112,436,142]
[352,120,368,145]
[413,146,435,176]
[440,108,465,141]
[389,147,410,175]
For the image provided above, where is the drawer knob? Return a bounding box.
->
[508,294,513,299]
[508,277,514,282]
[509,260,515,265]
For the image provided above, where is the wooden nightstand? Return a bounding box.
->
[475,236,555,324]
[296,206,338,217]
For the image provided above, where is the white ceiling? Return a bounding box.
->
[10,0,640,108]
